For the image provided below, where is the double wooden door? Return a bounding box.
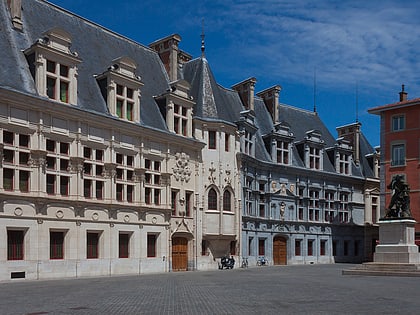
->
[172,237,188,271]
[273,236,287,265]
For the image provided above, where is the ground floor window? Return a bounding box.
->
[87,232,100,259]
[7,230,24,260]
[308,239,314,256]
[320,240,326,256]
[147,234,157,257]
[258,239,265,256]
[119,233,130,258]
[295,239,301,256]
[50,231,64,259]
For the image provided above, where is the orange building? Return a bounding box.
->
[369,86,420,242]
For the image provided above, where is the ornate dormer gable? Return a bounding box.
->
[296,129,325,170]
[24,28,81,105]
[154,79,194,137]
[236,110,258,157]
[263,121,295,165]
[96,56,143,123]
[327,137,353,175]
[365,146,380,178]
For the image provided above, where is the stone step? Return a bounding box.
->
[342,263,420,277]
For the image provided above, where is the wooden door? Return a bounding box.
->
[172,237,188,271]
[273,236,287,265]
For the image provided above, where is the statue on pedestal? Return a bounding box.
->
[384,175,412,219]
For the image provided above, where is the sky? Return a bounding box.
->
[47,0,420,147]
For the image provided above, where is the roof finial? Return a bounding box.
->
[313,68,317,113]
[355,80,359,123]
[201,19,205,57]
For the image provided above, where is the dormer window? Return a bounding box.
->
[309,147,321,169]
[155,80,194,137]
[264,122,294,165]
[237,111,257,157]
[296,130,325,170]
[277,140,289,164]
[96,57,143,123]
[24,28,81,105]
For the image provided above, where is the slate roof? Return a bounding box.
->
[1,0,170,131]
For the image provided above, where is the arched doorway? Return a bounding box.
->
[273,236,287,265]
[172,237,188,271]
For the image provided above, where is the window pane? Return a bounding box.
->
[60,81,69,102]
[47,60,56,73]
[87,232,99,259]
[3,131,14,144]
[8,230,24,260]
[47,174,55,194]
[3,168,14,191]
[223,190,231,211]
[50,232,64,259]
[19,171,29,192]
[147,234,156,257]
[116,100,123,118]
[47,77,55,99]
[119,234,129,258]
[208,189,217,210]
[60,64,69,77]
[60,176,69,196]
[127,102,133,121]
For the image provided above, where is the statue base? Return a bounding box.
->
[343,219,420,276]
[374,219,419,264]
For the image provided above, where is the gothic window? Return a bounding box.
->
[223,190,232,211]
[208,188,218,210]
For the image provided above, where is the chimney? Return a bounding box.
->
[232,77,257,111]
[399,84,407,102]
[149,34,181,82]
[7,0,22,30]
[257,85,282,124]
[336,122,361,165]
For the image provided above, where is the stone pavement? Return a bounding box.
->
[0,264,419,315]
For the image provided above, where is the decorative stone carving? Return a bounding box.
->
[173,152,191,182]
[29,150,47,173]
[208,161,216,183]
[133,168,146,182]
[68,157,84,175]
[103,163,117,180]
[14,207,23,216]
[224,165,232,186]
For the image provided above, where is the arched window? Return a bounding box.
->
[223,190,232,211]
[208,188,218,210]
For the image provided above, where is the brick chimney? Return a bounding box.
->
[232,77,257,111]
[336,122,361,165]
[7,0,22,30]
[257,85,282,124]
[149,34,182,82]
[399,84,407,102]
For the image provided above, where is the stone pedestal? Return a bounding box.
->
[374,219,420,264]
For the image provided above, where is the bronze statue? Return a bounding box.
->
[384,175,412,219]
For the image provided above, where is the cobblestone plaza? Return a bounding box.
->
[0,264,419,315]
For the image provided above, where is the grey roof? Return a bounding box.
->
[1,0,170,131]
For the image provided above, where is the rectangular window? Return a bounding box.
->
[87,232,99,259]
[344,240,349,256]
[309,147,321,169]
[3,131,14,144]
[127,185,134,203]
[248,237,253,256]
[308,239,314,256]
[84,179,92,198]
[391,143,405,166]
[277,140,289,164]
[47,174,55,195]
[8,230,24,260]
[116,184,123,201]
[258,239,265,256]
[50,231,64,259]
[3,168,14,191]
[201,240,208,256]
[19,170,29,192]
[392,115,405,131]
[47,77,56,99]
[295,239,301,256]
[96,181,103,200]
[60,81,69,103]
[320,240,326,256]
[147,234,157,257]
[119,233,130,258]
[230,241,237,255]
[225,134,230,152]
[171,190,178,216]
[333,241,337,256]
[60,176,69,196]
[116,100,123,118]
[208,130,216,149]
[19,134,29,147]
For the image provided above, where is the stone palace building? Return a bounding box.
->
[0,0,379,280]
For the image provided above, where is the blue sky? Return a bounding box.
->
[48,0,420,147]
